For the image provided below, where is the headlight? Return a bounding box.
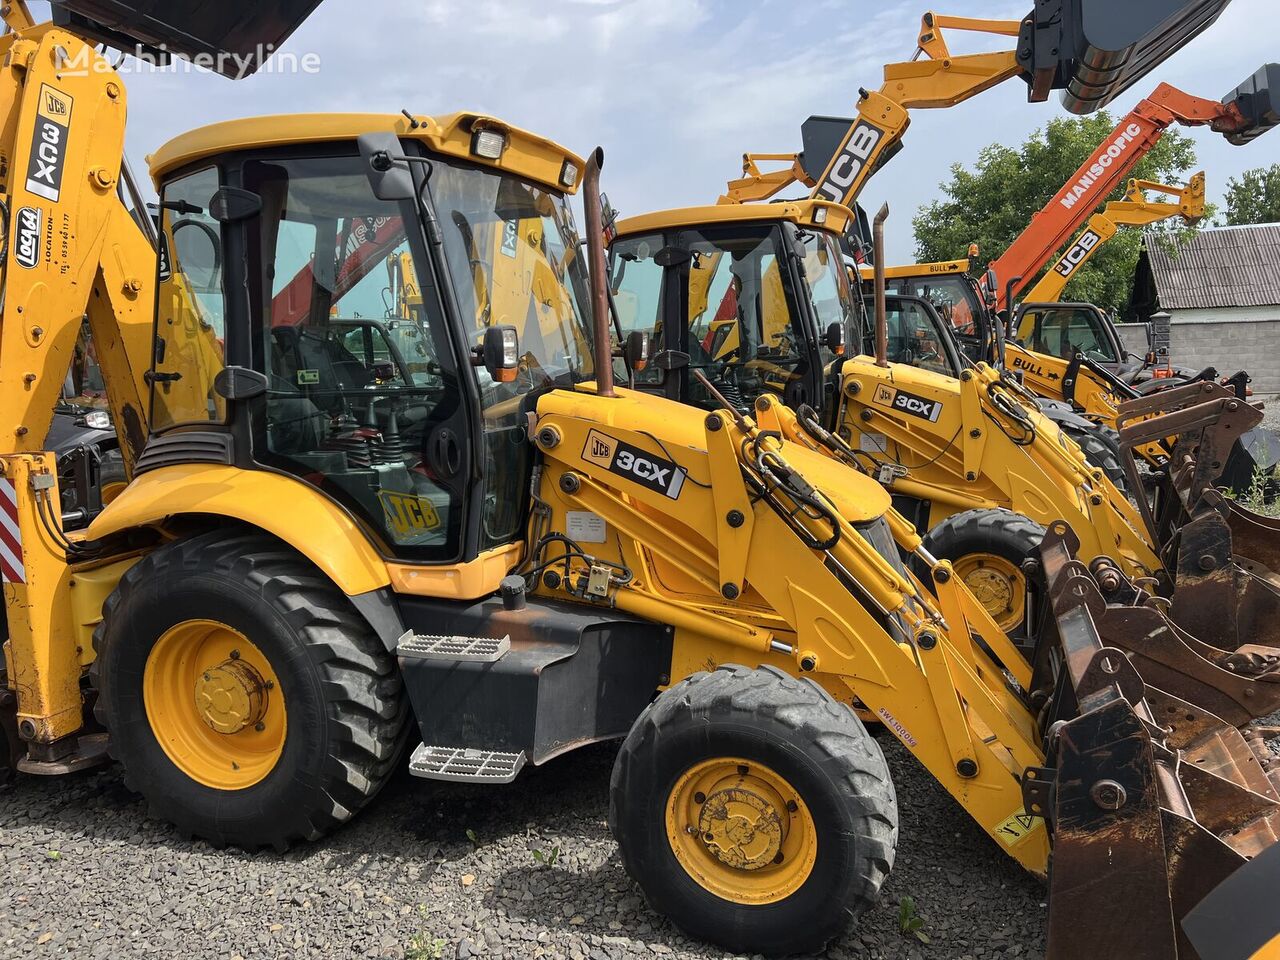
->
[471,129,507,160]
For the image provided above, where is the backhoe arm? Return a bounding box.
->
[0,18,154,471]
[1022,171,1206,304]
[721,13,1021,206]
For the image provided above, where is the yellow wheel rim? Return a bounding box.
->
[955,552,1026,632]
[666,757,818,905]
[143,620,286,790]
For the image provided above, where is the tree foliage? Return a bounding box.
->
[911,113,1198,315]
[1222,164,1280,226]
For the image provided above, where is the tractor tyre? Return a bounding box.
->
[91,529,408,850]
[609,664,897,957]
[917,507,1046,646]
[1061,423,1127,494]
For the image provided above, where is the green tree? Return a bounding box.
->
[911,113,1198,315]
[1222,164,1280,225]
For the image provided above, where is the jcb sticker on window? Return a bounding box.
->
[995,809,1042,847]
[379,491,441,539]
[581,429,686,500]
[872,383,942,422]
[25,84,72,203]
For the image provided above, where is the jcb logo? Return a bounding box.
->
[1052,230,1101,278]
[13,206,41,269]
[590,436,611,459]
[815,120,883,204]
[42,91,68,116]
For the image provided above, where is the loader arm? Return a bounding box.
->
[1022,172,1206,304]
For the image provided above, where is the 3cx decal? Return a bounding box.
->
[13,206,42,269]
[582,429,686,500]
[872,383,943,423]
[25,85,72,203]
[814,119,884,204]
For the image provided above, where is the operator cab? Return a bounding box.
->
[608,201,856,415]
[1010,302,1141,381]
[144,113,595,565]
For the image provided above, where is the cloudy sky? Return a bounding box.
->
[99,0,1277,261]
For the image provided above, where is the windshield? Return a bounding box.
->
[427,158,596,548]
[797,226,856,369]
[428,159,595,394]
[1015,306,1118,363]
[883,275,982,339]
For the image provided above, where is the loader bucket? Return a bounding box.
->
[1223,63,1280,147]
[50,0,323,78]
[1113,382,1280,655]
[1033,522,1280,960]
[1018,0,1234,113]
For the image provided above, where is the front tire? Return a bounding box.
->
[918,507,1045,647]
[1061,423,1127,493]
[609,665,897,957]
[92,529,407,850]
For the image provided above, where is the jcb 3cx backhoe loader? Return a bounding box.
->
[4,2,1280,958]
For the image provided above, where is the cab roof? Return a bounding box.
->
[615,199,851,239]
[148,111,585,194]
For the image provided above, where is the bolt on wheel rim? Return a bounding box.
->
[143,619,286,790]
[666,757,817,905]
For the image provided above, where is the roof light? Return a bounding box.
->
[812,207,828,225]
[472,129,507,160]
[560,160,578,188]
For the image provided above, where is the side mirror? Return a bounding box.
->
[600,192,619,244]
[981,268,998,303]
[358,132,416,200]
[622,330,650,372]
[652,350,690,371]
[824,321,846,357]
[213,365,268,401]
[476,325,519,383]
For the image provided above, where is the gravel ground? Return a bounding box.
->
[0,732,1045,960]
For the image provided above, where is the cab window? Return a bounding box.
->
[150,166,228,431]
[882,299,956,377]
[1016,306,1117,363]
[609,234,665,386]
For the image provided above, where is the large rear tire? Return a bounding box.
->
[91,529,407,850]
[918,507,1046,646]
[609,665,897,957]
[1061,423,1127,493]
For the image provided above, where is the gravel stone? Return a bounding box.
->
[0,735,1046,958]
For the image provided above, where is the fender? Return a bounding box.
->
[86,463,390,596]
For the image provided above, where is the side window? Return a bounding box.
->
[250,155,464,561]
[883,300,954,377]
[151,166,227,431]
[609,235,664,386]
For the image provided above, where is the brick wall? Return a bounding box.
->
[1115,319,1280,394]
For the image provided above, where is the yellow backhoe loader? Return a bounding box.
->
[3,2,1280,959]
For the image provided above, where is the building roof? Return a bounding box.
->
[1144,222,1280,310]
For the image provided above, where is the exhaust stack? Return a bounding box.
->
[582,148,615,399]
[872,204,890,368]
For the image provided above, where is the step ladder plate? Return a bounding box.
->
[408,744,527,784]
[396,632,511,662]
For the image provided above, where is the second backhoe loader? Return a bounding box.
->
[6,2,1280,959]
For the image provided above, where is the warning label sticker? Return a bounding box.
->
[995,809,1042,847]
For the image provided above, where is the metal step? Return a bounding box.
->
[408,744,526,784]
[396,632,510,663]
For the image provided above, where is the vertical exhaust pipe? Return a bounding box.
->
[872,203,890,368]
[582,147,615,398]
